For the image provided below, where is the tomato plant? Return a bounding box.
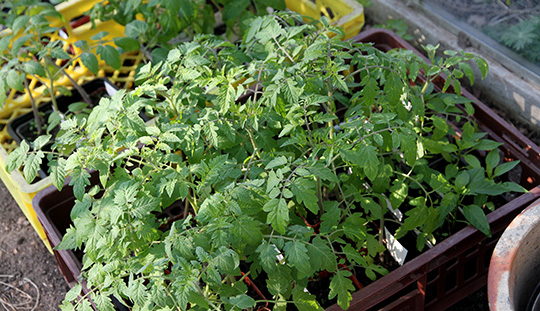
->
[7,12,524,310]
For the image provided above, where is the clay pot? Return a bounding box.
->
[488,199,540,311]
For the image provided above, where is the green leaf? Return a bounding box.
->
[329,270,355,310]
[23,151,44,183]
[97,45,121,70]
[485,150,500,177]
[342,145,379,181]
[81,52,99,75]
[125,20,148,38]
[33,134,51,150]
[6,141,29,173]
[12,34,31,54]
[307,236,336,272]
[291,178,319,215]
[7,71,24,92]
[464,154,481,168]
[266,156,287,170]
[132,197,160,218]
[90,31,110,40]
[293,287,324,311]
[12,15,30,34]
[462,204,490,236]
[362,197,383,219]
[23,61,46,77]
[263,198,289,234]
[227,295,255,309]
[113,37,140,52]
[256,241,279,272]
[50,48,71,60]
[390,180,408,209]
[127,278,147,307]
[459,62,475,86]
[69,168,91,200]
[64,283,82,302]
[455,171,470,189]
[308,164,339,183]
[0,36,12,52]
[222,0,250,22]
[91,293,115,311]
[474,57,489,79]
[494,161,520,178]
[284,240,311,278]
[49,159,66,191]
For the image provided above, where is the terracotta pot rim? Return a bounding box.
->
[488,201,540,310]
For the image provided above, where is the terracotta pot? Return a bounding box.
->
[488,200,540,311]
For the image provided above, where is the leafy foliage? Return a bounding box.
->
[498,17,540,63]
[0,0,123,137]
[86,0,286,61]
[7,12,525,310]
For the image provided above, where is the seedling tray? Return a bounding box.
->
[325,28,540,311]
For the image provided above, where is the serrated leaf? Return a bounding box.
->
[113,37,140,52]
[65,283,82,302]
[6,141,29,173]
[291,178,319,214]
[91,293,115,311]
[81,52,99,75]
[256,241,279,272]
[33,134,51,150]
[342,145,379,181]
[23,61,46,77]
[49,159,66,191]
[329,270,355,310]
[69,168,91,200]
[50,48,70,60]
[12,15,30,34]
[266,170,280,194]
[97,45,121,70]
[227,295,255,309]
[7,71,24,92]
[390,180,408,210]
[308,164,338,183]
[307,236,336,272]
[284,240,311,278]
[293,287,324,311]
[266,156,287,170]
[125,20,148,38]
[263,198,289,234]
[132,197,160,218]
[0,36,11,52]
[23,151,44,183]
[462,204,490,236]
[90,31,110,40]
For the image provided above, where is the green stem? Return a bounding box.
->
[22,75,43,134]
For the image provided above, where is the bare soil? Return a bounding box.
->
[0,181,69,311]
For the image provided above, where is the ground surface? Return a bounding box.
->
[0,181,69,311]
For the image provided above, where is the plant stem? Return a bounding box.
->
[60,68,92,106]
[23,76,43,135]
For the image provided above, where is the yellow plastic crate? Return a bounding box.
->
[0,0,129,253]
[285,0,365,39]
